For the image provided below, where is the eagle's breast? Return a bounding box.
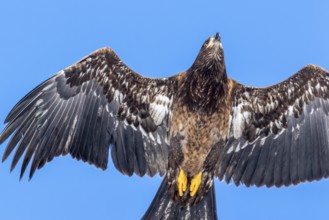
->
[169,79,234,176]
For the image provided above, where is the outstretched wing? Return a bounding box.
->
[217,65,329,187]
[0,48,178,179]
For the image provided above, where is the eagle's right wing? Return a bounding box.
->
[0,48,179,179]
[217,65,329,187]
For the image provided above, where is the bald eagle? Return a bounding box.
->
[1,33,329,219]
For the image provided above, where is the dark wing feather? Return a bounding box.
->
[217,64,329,187]
[0,47,178,179]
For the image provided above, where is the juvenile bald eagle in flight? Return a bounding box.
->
[1,33,329,219]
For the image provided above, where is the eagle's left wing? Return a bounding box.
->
[0,48,178,179]
[216,65,329,187]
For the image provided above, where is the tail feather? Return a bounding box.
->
[142,178,218,220]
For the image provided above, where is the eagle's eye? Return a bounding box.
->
[203,39,210,48]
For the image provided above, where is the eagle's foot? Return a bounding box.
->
[190,172,202,197]
[177,169,188,196]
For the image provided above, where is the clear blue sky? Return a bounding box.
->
[1,1,329,219]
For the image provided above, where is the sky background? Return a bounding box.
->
[1,1,329,219]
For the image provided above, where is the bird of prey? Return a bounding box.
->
[1,33,329,220]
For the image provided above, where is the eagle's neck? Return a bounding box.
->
[179,66,228,114]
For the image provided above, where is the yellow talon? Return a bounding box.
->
[177,170,188,197]
[190,172,202,197]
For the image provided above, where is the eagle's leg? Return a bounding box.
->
[190,172,202,196]
[176,170,203,197]
[177,169,188,196]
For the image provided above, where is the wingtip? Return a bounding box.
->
[2,153,8,163]
[28,172,34,181]
[10,163,16,173]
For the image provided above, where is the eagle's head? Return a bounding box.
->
[190,33,226,78]
[181,33,228,111]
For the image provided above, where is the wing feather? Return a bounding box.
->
[217,65,329,187]
[0,47,178,179]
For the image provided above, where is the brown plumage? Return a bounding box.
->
[2,33,329,220]
[167,34,235,205]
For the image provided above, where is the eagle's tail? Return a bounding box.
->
[141,178,218,220]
